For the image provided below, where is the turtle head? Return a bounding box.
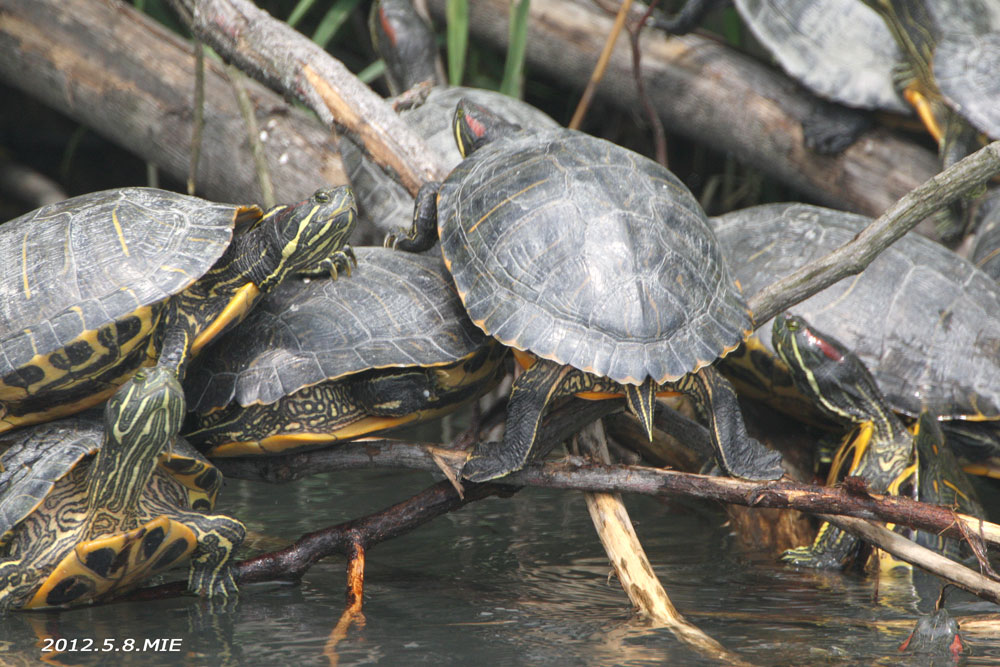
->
[90,367,185,513]
[370,0,441,95]
[103,367,184,459]
[454,98,522,158]
[256,187,357,292]
[771,313,889,426]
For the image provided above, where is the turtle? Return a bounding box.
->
[710,203,1000,467]
[653,0,907,153]
[182,247,507,457]
[341,0,559,238]
[386,99,785,482]
[0,186,357,433]
[772,314,984,569]
[971,188,1000,281]
[0,366,245,610]
[860,0,1000,165]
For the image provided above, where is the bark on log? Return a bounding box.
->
[427,0,941,217]
[0,0,345,206]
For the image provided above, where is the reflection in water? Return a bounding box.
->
[0,469,998,665]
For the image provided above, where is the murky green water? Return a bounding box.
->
[2,467,998,665]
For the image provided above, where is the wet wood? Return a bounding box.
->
[574,422,749,666]
[0,0,344,205]
[212,438,1000,551]
[425,0,940,217]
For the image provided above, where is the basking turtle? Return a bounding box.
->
[342,0,559,237]
[861,0,1000,165]
[654,0,906,152]
[775,314,986,569]
[711,203,1000,464]
[0,186,356,433]
[0,367,245,610]
[387,99,784,482]
[773,314,918,568]
[183,247,507,456]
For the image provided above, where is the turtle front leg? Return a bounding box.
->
[462,358,574,482]
[384,182,442,253]
[183,512,246,604]
[0,559,36,613]
[675,366,784,481]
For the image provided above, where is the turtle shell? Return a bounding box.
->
[343,87,559,237]
[185,246,491,412]
[0,188,249,416]
[735,0,907,112]
[437,128,752,386]
[935,31,1000,139]
[711,202,1000,421]
[0,417,219,546]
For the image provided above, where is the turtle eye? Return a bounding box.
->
[785,317,800,333]
[314,190,331,203]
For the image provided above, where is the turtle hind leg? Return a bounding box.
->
[678,367,784,481]
[462,359,572,483]
[183,511,246,604]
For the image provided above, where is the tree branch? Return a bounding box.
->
[748,141,1000,324]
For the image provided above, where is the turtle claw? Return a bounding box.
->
[299,245,358,280]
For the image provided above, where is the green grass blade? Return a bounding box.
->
[500,0,530,97]
[286,0,316,29]
[312,0,364,49]
[357,59,387,85]
[446,0,469,86]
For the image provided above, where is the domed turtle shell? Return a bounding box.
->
[185,246,492,412]
[437,127,753,386]
[711,202,1000,421]
[0,417,220,548]
[0,188,249,423]
[735,0,908,112]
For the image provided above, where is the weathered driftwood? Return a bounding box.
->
[0,0,345,206]
[166,0,447,195]
[425,0,940,217]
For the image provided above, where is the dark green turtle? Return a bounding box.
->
[773,313,918,568]
[388,99,784,482]
[712,203,1000,467]
[0,367,244,610]
[183,247,507,456]
[0,187,357,433]
[342,0,559,238]
[654,0,907,152]
[861,0,1000,165]
[658,0,906,112]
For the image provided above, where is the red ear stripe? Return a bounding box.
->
[805,329,843,362]
[465,113,487,140]
[378,8,397,46]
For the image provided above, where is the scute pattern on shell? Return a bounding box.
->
[185,247,490,411]
[439,129,752,386]
[0,188,237,375]
[712,203,1000,420]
